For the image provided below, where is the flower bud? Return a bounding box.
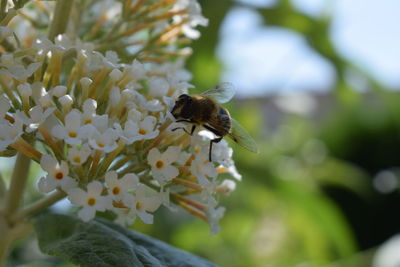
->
[52,85,67,97]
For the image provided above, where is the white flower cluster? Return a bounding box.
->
[0,0,239,234]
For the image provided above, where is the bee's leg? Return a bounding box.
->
[176,119,192,123]
[209,137,223,162]
[172,125,196,135]
[172,120,196,135]
[203,124,225,161]
[190,125,196,135]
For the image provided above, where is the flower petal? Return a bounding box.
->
[161,165,179,181]
[78,206,96,222]
[87,181,103,196]
[147,148,161,165]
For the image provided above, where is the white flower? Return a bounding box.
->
[52,109,95,145]
[118,116,159,144]
[143,98,165,112]
[124,59,146,81]
[0,117,23,151]
[58,95,74,110]
[19,106,55,133]
[0,95,11,122]
[51,85,67,97]
[212,139,234,166]
[67,144,92,165]
[127,108,142,122]
[216,179,236,196]
[137,116,160,138]
[118,184,161,224]
[38,93,53,108]
[190,153,217,187]
[91,114,109,132]
[17,83,32,98]
[109,68,123,81]
[227,164,242,180]
[148,77,169,97]
[132,91,164,112]
[88,128,119,152]
[165,74,193,98]
[37,154,78,193]
[134,184,162,224]
[105,171,138,202]
[172,0,208,39]
[207,203,225,235]
[68,181,111,222]
[189,134,210,156]
[31,82,46,104]
[80,77,92,91]
[82,98,97,125]
[147,146,180,183]
[0,61,42,82]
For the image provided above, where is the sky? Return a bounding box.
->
[218,0,400,97]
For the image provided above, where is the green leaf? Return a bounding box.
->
[34,213,216,267]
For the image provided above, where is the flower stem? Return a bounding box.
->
[48,0,74,41]
[3,153,31,219]
[10,190,66,225]
[0,216,33,266]
[0,0,7,20]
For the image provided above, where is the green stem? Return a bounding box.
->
[10,190,67,225]
[48,0,74,41]
[0,217,32,266]
[0,0,7,20]
[0,171,5,200]
[3,153,31,219]
[0,8,16,26]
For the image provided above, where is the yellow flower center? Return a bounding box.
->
[136,202,141,210]
[73,156,81,163]
[84,119,92,124]
[112,187,120,195]
[68,132,77,138]
[55,172,63,180]
[156,160,164,169]
[87,198,96,206]
[97,142,105,148]
[139,129,147,135]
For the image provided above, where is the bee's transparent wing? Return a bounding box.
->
[201,82,235,104]
[228,118,259,153]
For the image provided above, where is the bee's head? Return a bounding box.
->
[171,94,192,119]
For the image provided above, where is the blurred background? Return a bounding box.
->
[8,0,400,266]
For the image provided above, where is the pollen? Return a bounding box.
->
[97,142,105,148]
[87,198,96,206]
[217,166,228,174]
[156,160,164,169]
[139,129,147,135]
[68,132,77,138]
[55,172,63,180]
[112,187,120,195]
[73,156,81,163]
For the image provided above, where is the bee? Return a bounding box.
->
[171,82,259,161]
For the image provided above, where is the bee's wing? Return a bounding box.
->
[201,82,235,104]
[228,118,259,153]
